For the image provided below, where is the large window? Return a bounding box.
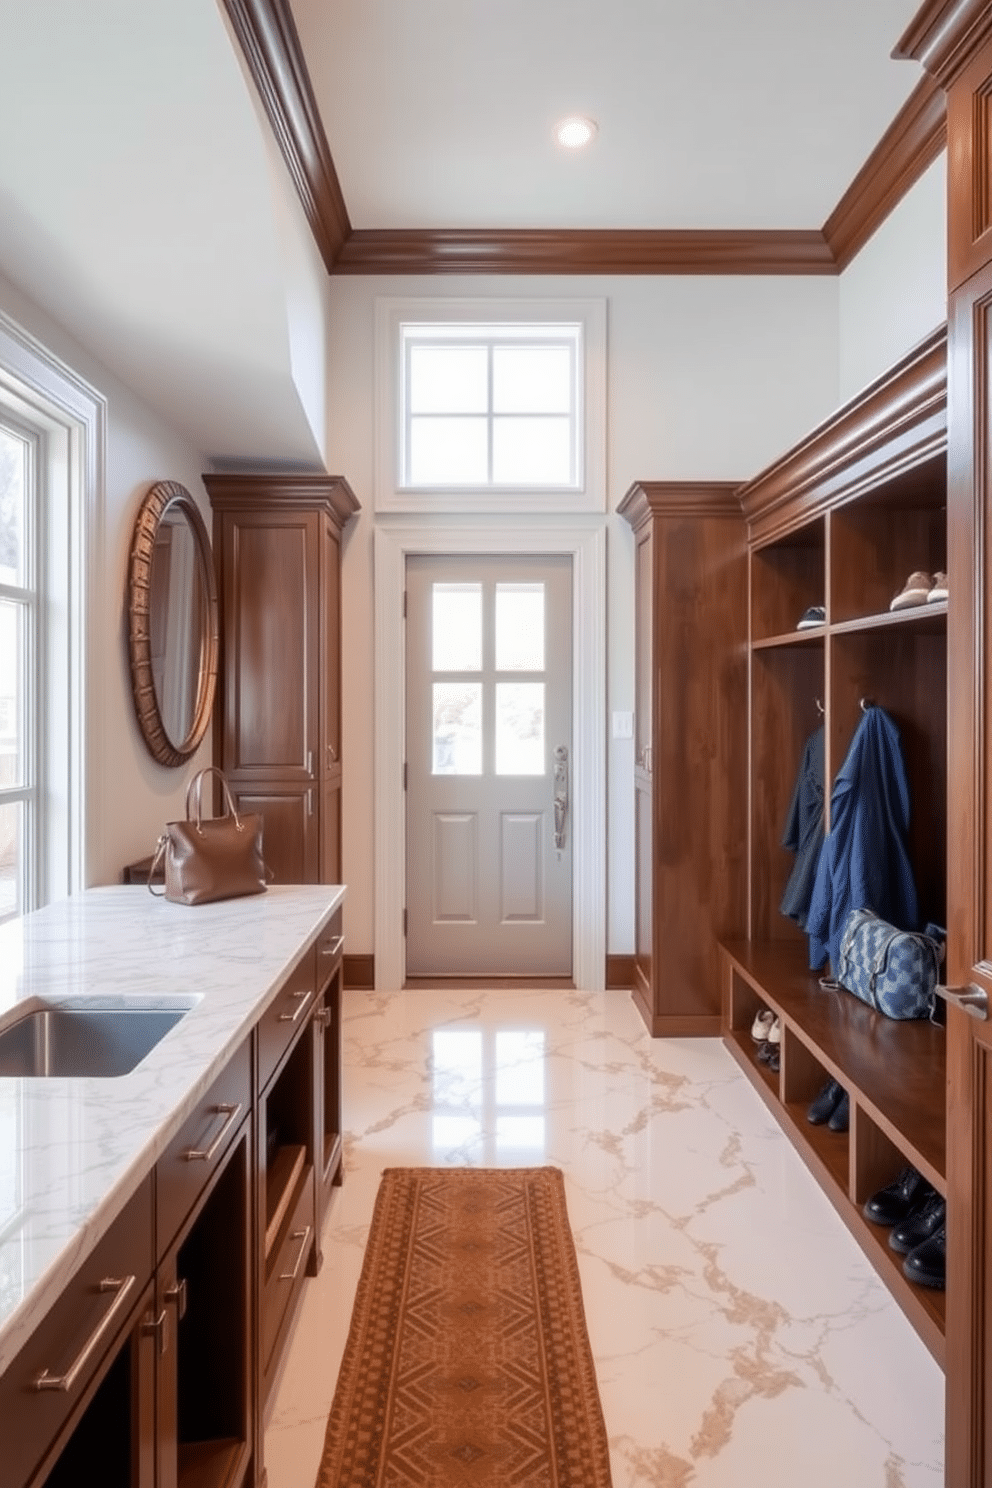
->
[375,297,606,515]
[0,418,36,923]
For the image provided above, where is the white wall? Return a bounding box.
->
[326,273,841,959]
[0,272,214,891]
[838,153,947,404]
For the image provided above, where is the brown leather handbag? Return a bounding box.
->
[149,766,270,905]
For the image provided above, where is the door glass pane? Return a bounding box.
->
[433,584,482,671]
[493,345,571,413]
[0,601,23,788]
[0,426,26,587]
[410,417,488,485]
[495,583,544,671]
[495,683,544,775]
[492,417,572,485]
[0,800,22,924]
[433,682,482,774]
[409,345,488,413]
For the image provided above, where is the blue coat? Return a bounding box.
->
[806,706,918,971]
[779,726,825,931]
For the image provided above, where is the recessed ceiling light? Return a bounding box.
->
[555,116,597,150]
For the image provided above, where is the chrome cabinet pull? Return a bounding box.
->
[164,1276,188,1320]
[321,935,344,959]
[307,750,314,777]
[142,1307,169,1358]
[279,1226,312,1282]
[33,1275,136,1392]
[553,745,569,852]
[934,983,989,1020]
[181,1103,242,1162]
[278,987,314,1024]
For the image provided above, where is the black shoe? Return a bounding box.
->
[807,1078,844,1125]
[827,1091,850,1132]
[902,1224,946,1289]
[889,1191,945,1255]
[767,1046,780,1073]
[863,1166,927,1227]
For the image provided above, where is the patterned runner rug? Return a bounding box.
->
[315,1166,613,1487]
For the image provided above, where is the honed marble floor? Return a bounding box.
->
[264,986,944,1487]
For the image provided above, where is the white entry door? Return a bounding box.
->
[406,555,573,977]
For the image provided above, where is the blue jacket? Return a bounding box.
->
[806,706,918,971]
[779,726,825,931]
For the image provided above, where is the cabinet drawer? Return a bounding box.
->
[257,948,317,1091]
[316,909,344,984]
[261,1165,315,1376]
[155,1038,251,1256]
[1,1178,153,1488]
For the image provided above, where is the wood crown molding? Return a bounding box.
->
[823,74,946,268]
[895,0,992,85]
[203,471,361,526]
[738,324,947,543]
[333,229,835,276]
[226,0,949,276]
[618,481,742,529]
[220,0,350,272]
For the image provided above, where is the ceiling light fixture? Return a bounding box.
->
[555,116,597,150]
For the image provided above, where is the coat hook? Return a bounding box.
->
[814,697,825,716]
[860,696,874,712]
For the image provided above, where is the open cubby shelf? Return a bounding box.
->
[727,328,948,1365]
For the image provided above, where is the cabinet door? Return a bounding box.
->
[220,510,319,780]
[321,514,342,781]
[945,259,992,1488]
[229,783,319,885]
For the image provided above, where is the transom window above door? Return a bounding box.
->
[374,297,606,514]
[402,326,580,490]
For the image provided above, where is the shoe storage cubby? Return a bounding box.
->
[723,326,949,1363]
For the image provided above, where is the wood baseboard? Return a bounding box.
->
[606,955,636,990]
[343,953,374,989]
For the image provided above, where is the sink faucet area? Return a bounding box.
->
[0,995,200,1078]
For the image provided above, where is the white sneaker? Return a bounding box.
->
[751,1009,775,1043]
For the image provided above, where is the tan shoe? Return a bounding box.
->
[890,571,933,611]
[927,571,948,602]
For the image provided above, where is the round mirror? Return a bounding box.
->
[127,480,218,767]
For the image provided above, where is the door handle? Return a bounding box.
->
[934,983,989,1020]
[553,745,568,851]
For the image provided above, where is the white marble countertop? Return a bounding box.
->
[0,883,346,1377]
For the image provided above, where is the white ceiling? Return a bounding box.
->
[290,0,924,230]
[0,0,927,466]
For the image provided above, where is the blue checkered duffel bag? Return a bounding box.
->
[831,908,942,1020]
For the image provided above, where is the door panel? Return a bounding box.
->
[406,555,572,976]
[946,257,992,1488]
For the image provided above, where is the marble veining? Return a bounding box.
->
[265,984,944,1488]
[0,883,344,1375]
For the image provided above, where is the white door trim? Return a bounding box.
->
[374,517,606,991]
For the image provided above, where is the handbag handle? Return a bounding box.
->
[185,766,245,836]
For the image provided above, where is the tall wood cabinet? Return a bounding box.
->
[618,482,748,1035]
[204,474,359,887]
[896,7,992,1482]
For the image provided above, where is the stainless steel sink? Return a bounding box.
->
[0,997,198,1078]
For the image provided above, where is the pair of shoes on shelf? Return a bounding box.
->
[755,1015,781,1073]
[796,604,825,630]
[890,571,948,610]
[863,1167,947,1289]
[807,1077,849,1131]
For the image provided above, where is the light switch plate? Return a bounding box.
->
[612,711,633,739]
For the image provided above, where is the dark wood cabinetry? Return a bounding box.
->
[10,906,346,1488]
[205,475,359,889]
[721,325,948,1361]
[618,482,748,1035]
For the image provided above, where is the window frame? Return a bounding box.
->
[375,297,606,515]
